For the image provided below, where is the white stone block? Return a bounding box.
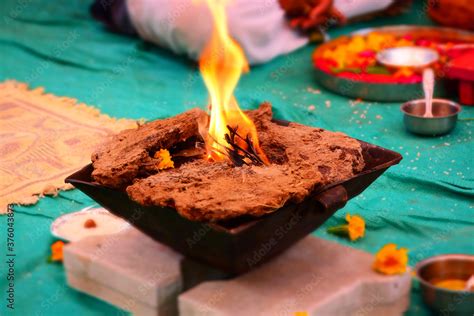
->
[63,228,183,315]
[179,237,411,316]
[63,226,411,316]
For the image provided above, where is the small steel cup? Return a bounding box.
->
[415,254,474,315]
[401,99,461,136]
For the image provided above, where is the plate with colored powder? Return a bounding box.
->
[312,25,474,101]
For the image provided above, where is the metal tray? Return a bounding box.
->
[313,26,474,102]
[66,139,401,275]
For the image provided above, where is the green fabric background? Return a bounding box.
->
[0,0,473,315]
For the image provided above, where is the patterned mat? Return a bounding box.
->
[0,81,137,213]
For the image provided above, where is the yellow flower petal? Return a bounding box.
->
[346,213,365,241]
[373,243,408,275]
[50,240,65,262]
[155,149,174,170]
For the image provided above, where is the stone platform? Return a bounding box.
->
[63,227,411,316]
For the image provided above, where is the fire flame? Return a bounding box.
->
[199,0,268,164]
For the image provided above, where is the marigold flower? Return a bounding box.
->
[316,32,436,79]
[366,33,393,51]
[373,244,408,275]
[394,38,414,48]
[50,240,65,262]
[346,214,365,241]
[347,36,366,53]
[155,149,174,170]
[394,67,415,78]
[327,213,365,241]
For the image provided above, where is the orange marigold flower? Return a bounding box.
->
[155,149,174,170]
[327,213,365,241]
[373,244,408,275]
[394,67,414,78]
[346,214,365,241]
[50,240,65,262]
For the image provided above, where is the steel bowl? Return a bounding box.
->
[415,254,474,315]
[401,98,461,136]
[376,47,439,70]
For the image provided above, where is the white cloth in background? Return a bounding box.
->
[126,0,308,65]
[126,0,397,64]
[334,0,394,19]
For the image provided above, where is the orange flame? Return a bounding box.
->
[199,0,268,164]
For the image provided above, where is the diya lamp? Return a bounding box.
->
[51,207,130,242]
[377,46,462,136]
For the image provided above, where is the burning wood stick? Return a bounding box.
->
[223,125,266,167]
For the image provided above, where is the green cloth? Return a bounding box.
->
[0,1,473,315]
